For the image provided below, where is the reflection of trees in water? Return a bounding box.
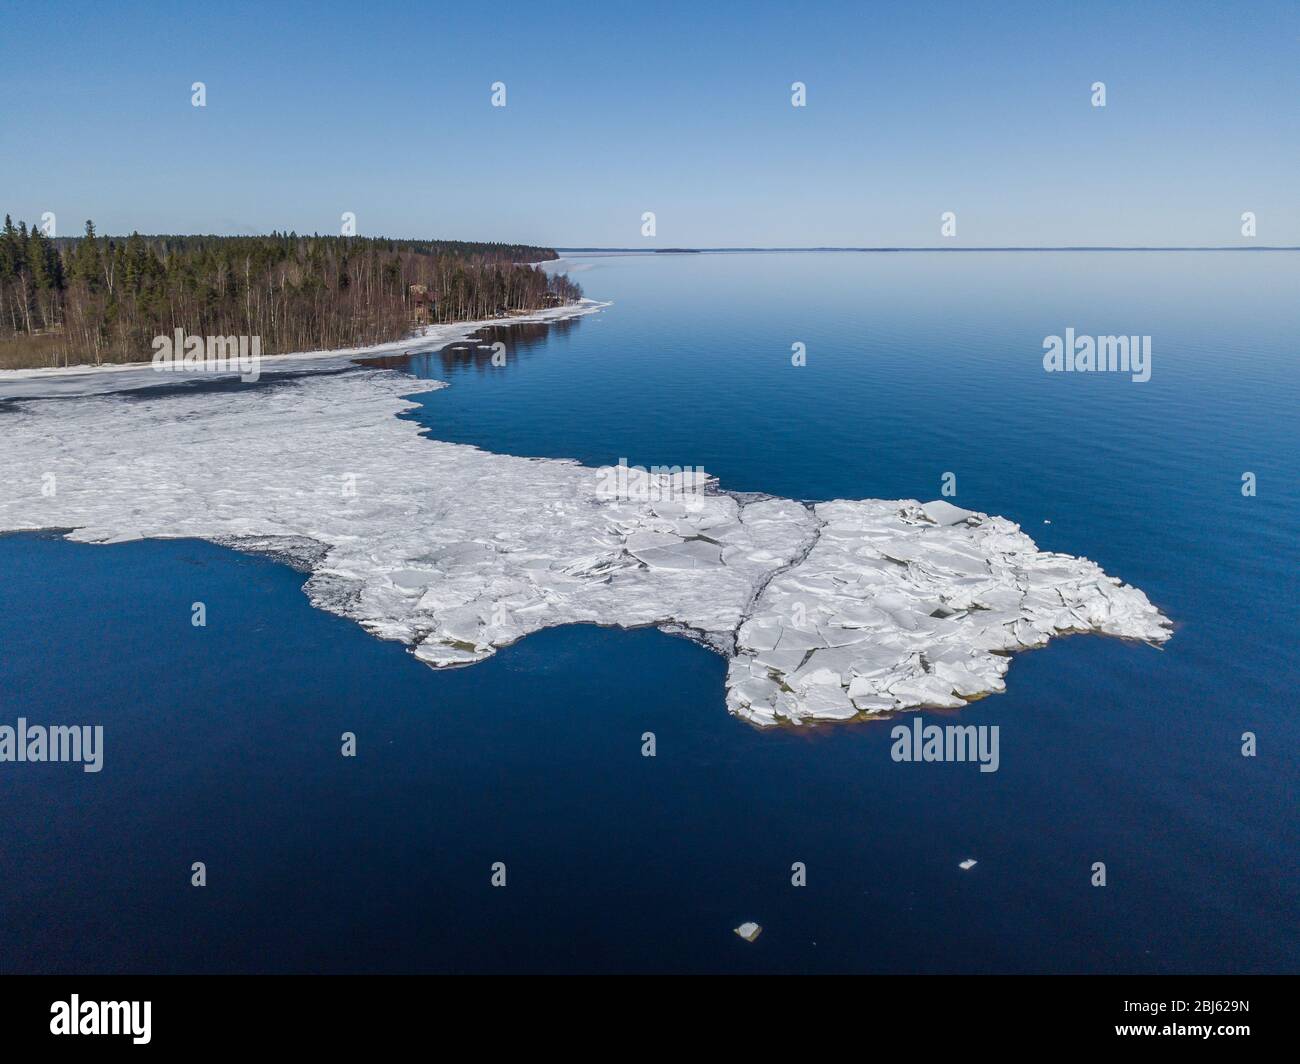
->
[360,314,584,380]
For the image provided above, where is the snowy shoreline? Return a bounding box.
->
[0,299,611,399]
[0,300,1171,727]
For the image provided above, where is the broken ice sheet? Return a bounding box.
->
[734,922,762,942]
[724,500,1169,726]
[0,337,1171,729]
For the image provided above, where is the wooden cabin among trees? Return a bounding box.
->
[408,283,433,324]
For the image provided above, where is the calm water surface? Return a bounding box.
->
[1,251,1296,973]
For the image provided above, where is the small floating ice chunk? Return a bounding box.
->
[734,921,762,942]
[958,858,978,870]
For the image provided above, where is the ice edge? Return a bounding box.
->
[0,305,1171,728]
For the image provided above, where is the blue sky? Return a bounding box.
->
[2,0,1297,246]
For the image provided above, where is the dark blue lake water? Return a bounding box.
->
[2,251,1296,973]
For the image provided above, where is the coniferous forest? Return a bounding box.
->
[0,218,583,368]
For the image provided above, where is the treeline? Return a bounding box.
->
[0,219,583,368]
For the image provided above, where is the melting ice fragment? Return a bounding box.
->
[734,921,762,942]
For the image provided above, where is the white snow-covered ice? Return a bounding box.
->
[0,304,1171,726]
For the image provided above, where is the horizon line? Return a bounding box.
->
[556,245,1300,253]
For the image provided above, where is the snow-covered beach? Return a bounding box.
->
[0,300,611,399]
[0,302,1171,726]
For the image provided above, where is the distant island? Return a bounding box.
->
[653,248,702,253]
[0,218,583,370]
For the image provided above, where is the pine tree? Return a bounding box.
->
[75,220,103,292]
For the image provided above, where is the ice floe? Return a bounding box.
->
[0,306,1171,727]
[724,498,1169,726]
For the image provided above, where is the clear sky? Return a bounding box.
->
[2,0,1297,247]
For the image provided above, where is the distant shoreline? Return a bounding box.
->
[559,246,1300,253]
